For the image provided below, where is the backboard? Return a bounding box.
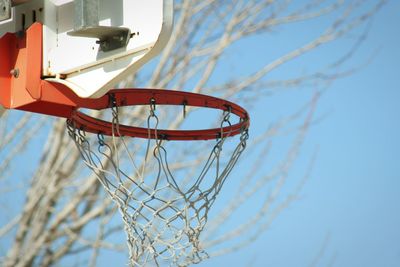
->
[0,0,173,98]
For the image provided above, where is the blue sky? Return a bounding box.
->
[201,1,400,266]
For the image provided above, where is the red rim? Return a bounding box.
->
[69,88,250,141]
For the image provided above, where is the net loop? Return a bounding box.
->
[97,133,106,146]
[222,105,232,122]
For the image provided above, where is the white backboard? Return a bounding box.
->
[0,0,173,98]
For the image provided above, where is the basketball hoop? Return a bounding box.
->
[1,7,250,266]
[66,88,250,266]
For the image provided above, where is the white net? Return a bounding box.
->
[66,100,248,266]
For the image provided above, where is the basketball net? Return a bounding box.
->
[66,97,249,266]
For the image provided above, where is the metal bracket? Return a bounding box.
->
[0,0,11,22]
[67,0,131,52]
[69,25,131,52]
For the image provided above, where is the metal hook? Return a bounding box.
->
[109,93,119,117]
[182,100,187,119]
[149,98,156,116]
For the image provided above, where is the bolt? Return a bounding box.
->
[10,68,19,78]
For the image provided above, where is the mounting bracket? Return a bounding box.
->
[67,0,131,52]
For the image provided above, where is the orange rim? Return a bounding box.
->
[69,88,250,141]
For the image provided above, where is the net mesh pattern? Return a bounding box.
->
[66,102,248,266]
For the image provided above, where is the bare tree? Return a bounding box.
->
[0,0,385,266]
